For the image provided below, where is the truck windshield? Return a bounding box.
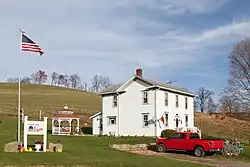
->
[189,133,200,139]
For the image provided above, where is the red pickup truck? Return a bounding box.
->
[156,132,224,157]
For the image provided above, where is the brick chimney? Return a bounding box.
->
[136,68,142,77]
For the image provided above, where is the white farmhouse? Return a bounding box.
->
[90,68,195,137]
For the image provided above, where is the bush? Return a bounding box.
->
[202,134,224,140]
[160,129,177,138]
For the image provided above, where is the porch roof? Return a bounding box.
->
[89,112,102,119]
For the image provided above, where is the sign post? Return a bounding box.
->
[23,116,48,152]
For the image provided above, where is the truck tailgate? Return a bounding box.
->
[206,140,224,149]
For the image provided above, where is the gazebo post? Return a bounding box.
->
[69,119,72,134]
[58,119,61,135]
[51,118,54,135]
[77,118,80,132]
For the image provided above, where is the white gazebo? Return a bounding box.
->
[51,105,80,135]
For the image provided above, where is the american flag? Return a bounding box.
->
[20,33,44,55]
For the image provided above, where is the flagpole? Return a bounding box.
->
[17,29,23,144]
[17,77,21,143]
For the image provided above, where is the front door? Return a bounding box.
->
[175,118,179,128]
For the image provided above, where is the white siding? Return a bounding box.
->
[119,81,155,136]
[102,95,118,135]
[156,90,194,136]
[92,115,102,135]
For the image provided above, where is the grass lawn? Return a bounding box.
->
[0,116,210,167]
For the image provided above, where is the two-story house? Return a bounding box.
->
[89,68,195,137]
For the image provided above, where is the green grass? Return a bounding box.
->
[0,83,249,166]
[0,83,101,121]
[0,116,210,167]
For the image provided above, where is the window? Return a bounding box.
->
[165,113,169,126]
[175,95,179,108]
[189,133,200,139]
[169,133,186,139]
[164,93,168,106]
[185,115,188,127]
[185,97,188,109]
[113,95,117,107]
[142,91,148,104]
[142,114,149,127]
[179,133,186,139]
[107,116,116,125]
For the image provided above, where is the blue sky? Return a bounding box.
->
[0,0,250,97]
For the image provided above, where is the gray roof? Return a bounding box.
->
[99,84,123,94]
[99,75,194,96]
[143,78,193,95]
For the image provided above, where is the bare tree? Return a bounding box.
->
[7,77,31,84]
[101,77,112,89]
[83,82,87,91]
[57,74,70,87]
[58,74,65,86]
[6,77,19,83]
[207,97,217,114]
[218,87,240,114]
[69,74,81,89]
[63,75,70,88]
[91,75,102,93]
[196,87,214,112]
[194,99,197,112]
[91,74,112,93]
[228,38,250,111]
[21,77,31,84]
[51,72,59,85]
[30,70,48,84]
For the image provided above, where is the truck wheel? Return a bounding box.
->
[157,144,166,153]
[194,146,205,157]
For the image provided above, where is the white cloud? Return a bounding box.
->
[186,20,250,46]
[0,0,248,86]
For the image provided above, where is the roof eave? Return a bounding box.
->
[116,75,137,92]
[144,85,195,97]
[99,91,126,96]
[89,112,102,119]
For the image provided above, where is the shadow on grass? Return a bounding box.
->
[146,144,196,156]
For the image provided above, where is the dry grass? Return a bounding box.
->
[195,112,250,142]
[0,83,101,123]
[1,83,250,142]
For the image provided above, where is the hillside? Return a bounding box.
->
[0,83,250,141]
[0,83,101,122]
[195,112,250,142]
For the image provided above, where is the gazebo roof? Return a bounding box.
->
[51,105,80,119]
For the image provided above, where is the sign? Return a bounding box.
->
[23,116,47,152]
[27,121,44,134]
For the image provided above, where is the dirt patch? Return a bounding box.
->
[116,148,250,167]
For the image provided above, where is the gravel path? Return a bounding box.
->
[119,149,250,167]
